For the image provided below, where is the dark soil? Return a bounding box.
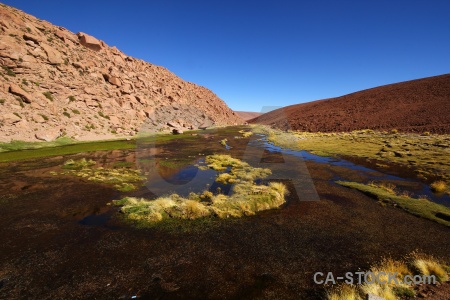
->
[251,74,450,134]
[0,128,449,299]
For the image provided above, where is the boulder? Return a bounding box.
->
[85,99,99,108]
[15,119,29,129]
[77,32,103,51]
[40,44,63,65]
[143,107,155,118]
[9,84,32,103]
[103,74,122,87]
[198,122,211,130]
[32,113,47,123]
[83,87,96,95]
[120,83,133,94]
[2,113,21,125]
[0,36,25,60]
[109,115,120,125]
[167,121,178,128]
[22,33,41,45]
[35,129,62,141]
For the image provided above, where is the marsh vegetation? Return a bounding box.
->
[253,125,450,191]
[113,154,287,225]
[59,158,145,192]
[0,126,448,299]
[336,181,450,226]
[327,252,449,300]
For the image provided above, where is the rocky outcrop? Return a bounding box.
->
[77,32,103,51]
[8,83,32,103]
[0,4,243,142]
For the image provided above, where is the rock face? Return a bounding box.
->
[77,32,103,51]
[0,4,243,142]
[252,74,450,134]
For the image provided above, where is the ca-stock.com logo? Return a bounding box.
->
[135,104,319,202]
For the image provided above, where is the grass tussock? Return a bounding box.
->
[327,285,360,300]
[327,252,449,300]
[113,154,287,225]
[238,130,253,138]
[61,158,144,191]
[369,181,396,193]
[410,253,449,282]
[430,181,447,193]
[252,125,450,183]
[219,138,228,146]
[336,181,450,227]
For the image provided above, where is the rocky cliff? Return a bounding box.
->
[0,4,243,142]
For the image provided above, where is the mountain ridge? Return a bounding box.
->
[0,3,243,142]
[251,74,450,134]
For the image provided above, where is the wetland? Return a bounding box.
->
[0,126,449,299]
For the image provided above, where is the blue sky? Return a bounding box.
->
[3,1,450,112]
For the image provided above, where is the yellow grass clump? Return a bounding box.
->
[411,253,449,282]
[61,158,145,192]
[238,130,253,138]
[430,181,447,193]
[327,252,449,300]
[327,285,361,300]
[113,154,287,225]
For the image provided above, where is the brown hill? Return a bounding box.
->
[251,74,450,134]
[234,111,262,121]
[0,4,243,142]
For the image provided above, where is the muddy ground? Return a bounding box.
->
[0,128,449,299]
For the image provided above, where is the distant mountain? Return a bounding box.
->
[0,4,243,142]
[251,74,450,134]
[234,111,262,121]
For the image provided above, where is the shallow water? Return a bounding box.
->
[250,134,450,206]
[0,126,448,299]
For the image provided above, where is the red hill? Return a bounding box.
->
[251,74,450,134]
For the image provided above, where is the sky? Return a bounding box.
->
[3,1,450,112]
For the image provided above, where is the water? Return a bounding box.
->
[1,126,449,299]
[249,134,450,206]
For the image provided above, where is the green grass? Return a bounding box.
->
[238,130,253,138]
[71,109,80,114]
[63,158,96,169]
[63,111,71,118]
[113,154,287,226]
[0,99,5,104]
[336,180,450,226]
[38,113,49,121]
[98,111,110,120]
[68,95,76,102]
[16,97,24,107]
[60,158,145,191]
[0,138,136,162]
[219,138,228,146]
[42,92,53,101]
[0,131,202,163]
[253,125,450,182]
[2,66,16,77]
[158,158,194,169]
[113,161,134,168]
